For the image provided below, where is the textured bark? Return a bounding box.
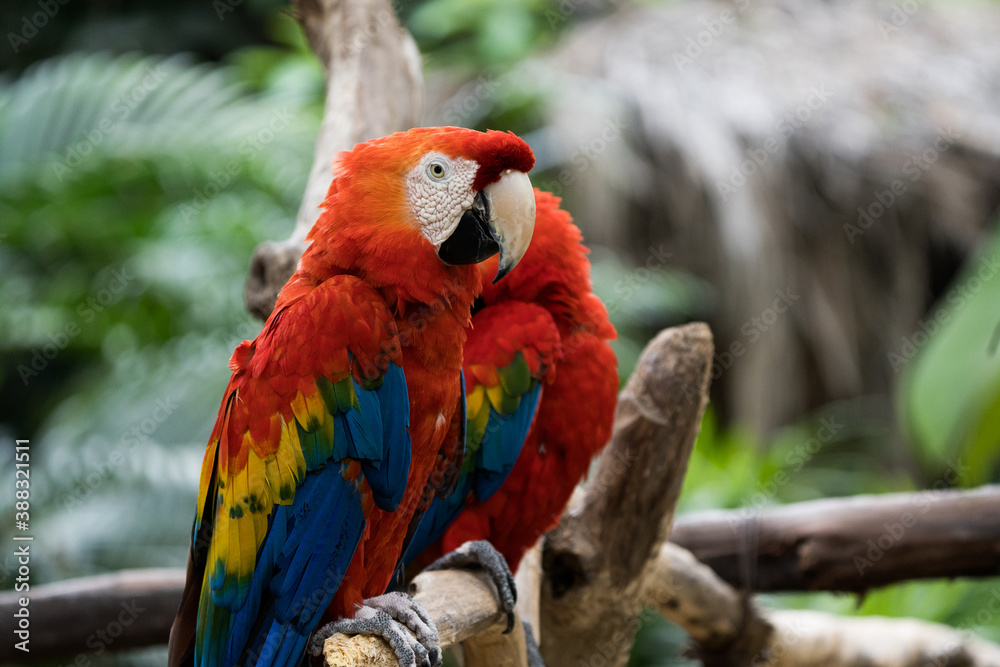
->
[648,543,774,660]
[671,485,1000,593]
[539,323,714,667]
[5,484,998,661]
[0,568,185,661]
[650,542,1000,666]
[244,0,423,319]
[514,539,543,643]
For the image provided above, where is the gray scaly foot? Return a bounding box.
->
[424,540,517,633]
[308,592,441,667]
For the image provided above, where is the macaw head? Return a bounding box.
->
[304,127,537,304]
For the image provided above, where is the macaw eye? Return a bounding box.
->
[427,159,450,181]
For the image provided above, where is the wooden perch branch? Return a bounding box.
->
[4,484,998,661]
[3,325,996,664]
[671,485,1000,593]
[539,323,714,667]
[244,0,422,319]
[320,570,526,666]
[0,568,184,661]
[647,542,1000,666]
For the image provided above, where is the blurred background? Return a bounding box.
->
[1,0,999,663]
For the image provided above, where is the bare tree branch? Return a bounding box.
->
[671,485,1000,593]
[648,542,1000,666]
[648,543,773,659]
[0,568,184,661]
[514,539,543,641]
[244,0,423,319]
[539,323,715,667]
[6,483,998,661]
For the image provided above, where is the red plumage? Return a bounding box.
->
[169,127,537,667]
[298,129,530,621]
[420,189,619,572]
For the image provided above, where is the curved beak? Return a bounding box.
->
[436,170,535,283]
[482,169,535,283]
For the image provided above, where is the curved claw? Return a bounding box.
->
[424,540,517,633]
[308,593,441,667]
[364,592,441,665]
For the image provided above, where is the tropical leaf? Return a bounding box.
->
[901,222,1000,483]
[0,51,317,594]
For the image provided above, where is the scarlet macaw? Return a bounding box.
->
[403,189,618,576]
[167,127,536,667]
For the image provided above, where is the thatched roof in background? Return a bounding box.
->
[433,0,1000,439]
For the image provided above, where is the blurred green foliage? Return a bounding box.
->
[902,225,1000,484]
[0,36,322,666]
[1,1,998,665]
[405,0,552,68]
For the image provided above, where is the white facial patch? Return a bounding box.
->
[405,152,479,248]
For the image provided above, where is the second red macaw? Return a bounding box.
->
[403,189,618,575]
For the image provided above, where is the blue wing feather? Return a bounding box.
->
[195,364,412,667]
[473,381,542,500]
[347,379,382,461]
[363,364,411,511]
[400,378,541,568]
[217,464,364,666]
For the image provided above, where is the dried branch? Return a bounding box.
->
[514,539,543,640]
[0,568,184,661]
[671,485,1000,593]
[648,543,773,658]
[6,484,998,661]
[244,0,423,319]
[648,542,1000,666]
[320,569,526,667]
[539,323,715,667]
